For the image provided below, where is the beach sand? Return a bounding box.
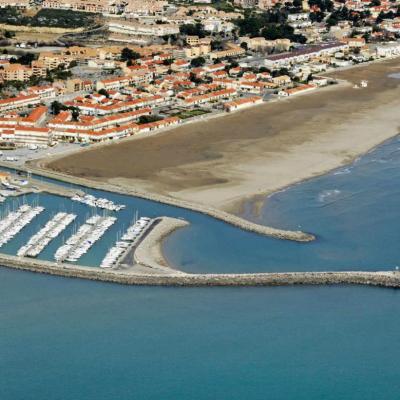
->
[45,58,400,214]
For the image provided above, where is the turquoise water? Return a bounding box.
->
[1,269,400,400]
[2,136,400,398]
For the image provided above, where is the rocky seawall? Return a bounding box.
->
[1,253,400,288]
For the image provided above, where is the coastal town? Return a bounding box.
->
[0,0,399,152]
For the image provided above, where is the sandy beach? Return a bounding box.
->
[45,58,400,214]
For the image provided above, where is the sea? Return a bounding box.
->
[2,135,400,399]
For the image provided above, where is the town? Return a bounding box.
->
[0,0,399,153]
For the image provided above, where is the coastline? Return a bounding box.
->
[44,58,400,217]
[2,162,315,242]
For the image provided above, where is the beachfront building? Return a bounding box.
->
[224,96,263,112]
[374,42,400,58]
[0,95,41,115]
[278,84,316,97]
[183,88,237,106]
[264,42,349,69]
[137,117,180,133]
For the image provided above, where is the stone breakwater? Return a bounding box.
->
[0,253,400,288]
[133,217,189,274]
[12,163,315,242]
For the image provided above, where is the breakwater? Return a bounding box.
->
[133,216,189,274]
[1,253,400,288]
[9,162,315,242]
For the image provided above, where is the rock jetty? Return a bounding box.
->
[1,253,400,288]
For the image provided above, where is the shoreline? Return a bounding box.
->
[44,58,400,217]
[1,162,315,242]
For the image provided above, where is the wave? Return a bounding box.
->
[333,168,351,176]
[317,189,341,203]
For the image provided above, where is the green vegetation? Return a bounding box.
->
[98,88,110,98]
[50,101,80,118]
[234,10,307,43]
[190,56,206,67]
[46,65,73,81]
[210,0,235,12]
[173,109,210,119]
[121,48,141,62]
[138,115,163,124]
[0,7,99,29]
[326,6,370,26]
[179,23,206,38]
[9,52,36,65]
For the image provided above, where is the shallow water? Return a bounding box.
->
[165,136,400,273]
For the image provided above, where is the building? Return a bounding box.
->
[209,44,246,60]
[264,42,348,69]
[107,20,179,43]
[224,96,263,112]
[0,95,40,115]
[1,64,33,82]
[42,0,113,13]
[375,42,400,57]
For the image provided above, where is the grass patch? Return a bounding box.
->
[173,109,210,119]
[0,7,100,29]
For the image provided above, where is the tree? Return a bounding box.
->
[71,107,80,121]
[211,40,223,51]
[190,57,206,67]
[4,31,14,39]
[9,52,36,65]
[98,88,109,98]
[138,115,162,124]
[121,47,140,62]
[50,100,64,115]
[179,23,206,38]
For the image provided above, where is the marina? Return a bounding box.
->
[101,216,154,269]
[54,215,117,263]
[17,212,76,258]
[0,205,44,248]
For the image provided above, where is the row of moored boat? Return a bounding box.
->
[100,217,153,269]
[55,215,117,263]
[18,212,76,258]
[72,194,125,211]
[0,205,44,248]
